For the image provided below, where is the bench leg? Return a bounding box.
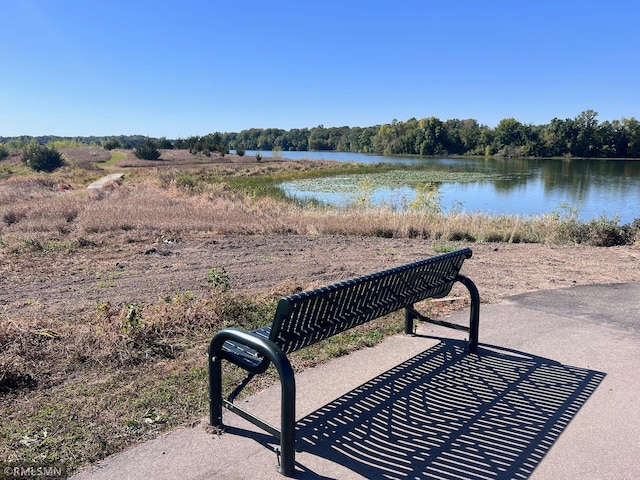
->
[208,345,224,428]
[208,330,297,477]
[275,357,296,476]
[404,307,414,335]
[457,274,480,354]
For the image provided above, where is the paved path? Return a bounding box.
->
[87,173,125,189]
[72,283,640,479]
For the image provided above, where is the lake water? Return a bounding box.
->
[243,150,640,224]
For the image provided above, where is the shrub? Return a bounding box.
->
[408,183,442,214]
[156,137,173,149]
[235,146,245,156]
[134,139,161,160]
[102,139,121,150]
[450,231,477,242]
[583,215,632,246]
[21,141,65,172]
[0,143,8,161]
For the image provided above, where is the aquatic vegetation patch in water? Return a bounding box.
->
[282,170,502,194]
[280,170,505,208]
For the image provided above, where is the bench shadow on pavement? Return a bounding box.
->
[229,339,605,479]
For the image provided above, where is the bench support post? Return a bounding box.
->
[209,329,296,477]
[404,274,480,354]
[404,307,415,335]
[457,274,480,353]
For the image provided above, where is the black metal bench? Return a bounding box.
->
[208,247,480,476]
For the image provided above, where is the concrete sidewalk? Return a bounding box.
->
[87,173,124,189]
[72,283,640,480]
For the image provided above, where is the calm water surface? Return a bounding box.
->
[244,151,640,223]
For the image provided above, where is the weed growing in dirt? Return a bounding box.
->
[432,245,458,253]
[207,267,230,291]
[121,303,144,334]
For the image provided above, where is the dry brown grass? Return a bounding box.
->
[57,147,112,166]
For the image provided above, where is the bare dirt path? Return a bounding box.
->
[2,235,639,321]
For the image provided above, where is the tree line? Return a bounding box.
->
[223,110,640,158]
[2,110,639,158]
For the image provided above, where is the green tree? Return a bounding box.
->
[416,117,444,155]
[357,126,378,153]
[208,132,229,155]
[134,139,161,160]
[623,117,640,157]
[541,118,569,156]
[478,125,496,155]
[599,120,627,157]
[573,110,600,157]
[373,119,406,155]
[102,138,121,150]
[441,119,464,154]
[21,141,65,172]
[308,125,331,150]
[288,128,310,151]
[493,118,526,155]
[156,137,173,149]
[457,119,481,153]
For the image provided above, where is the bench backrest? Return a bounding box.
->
[269,248,472,354]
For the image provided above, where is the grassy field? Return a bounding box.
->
[1,147,638,475]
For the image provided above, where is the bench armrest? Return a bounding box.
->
[209,327,282,371]
[209,325,272,373]
[209,328,297,476]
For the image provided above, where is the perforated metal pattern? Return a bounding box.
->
[272,248,472,354]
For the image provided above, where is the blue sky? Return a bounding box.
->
[1,0,638,138]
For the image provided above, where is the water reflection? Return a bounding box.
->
[244,151,640,223]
